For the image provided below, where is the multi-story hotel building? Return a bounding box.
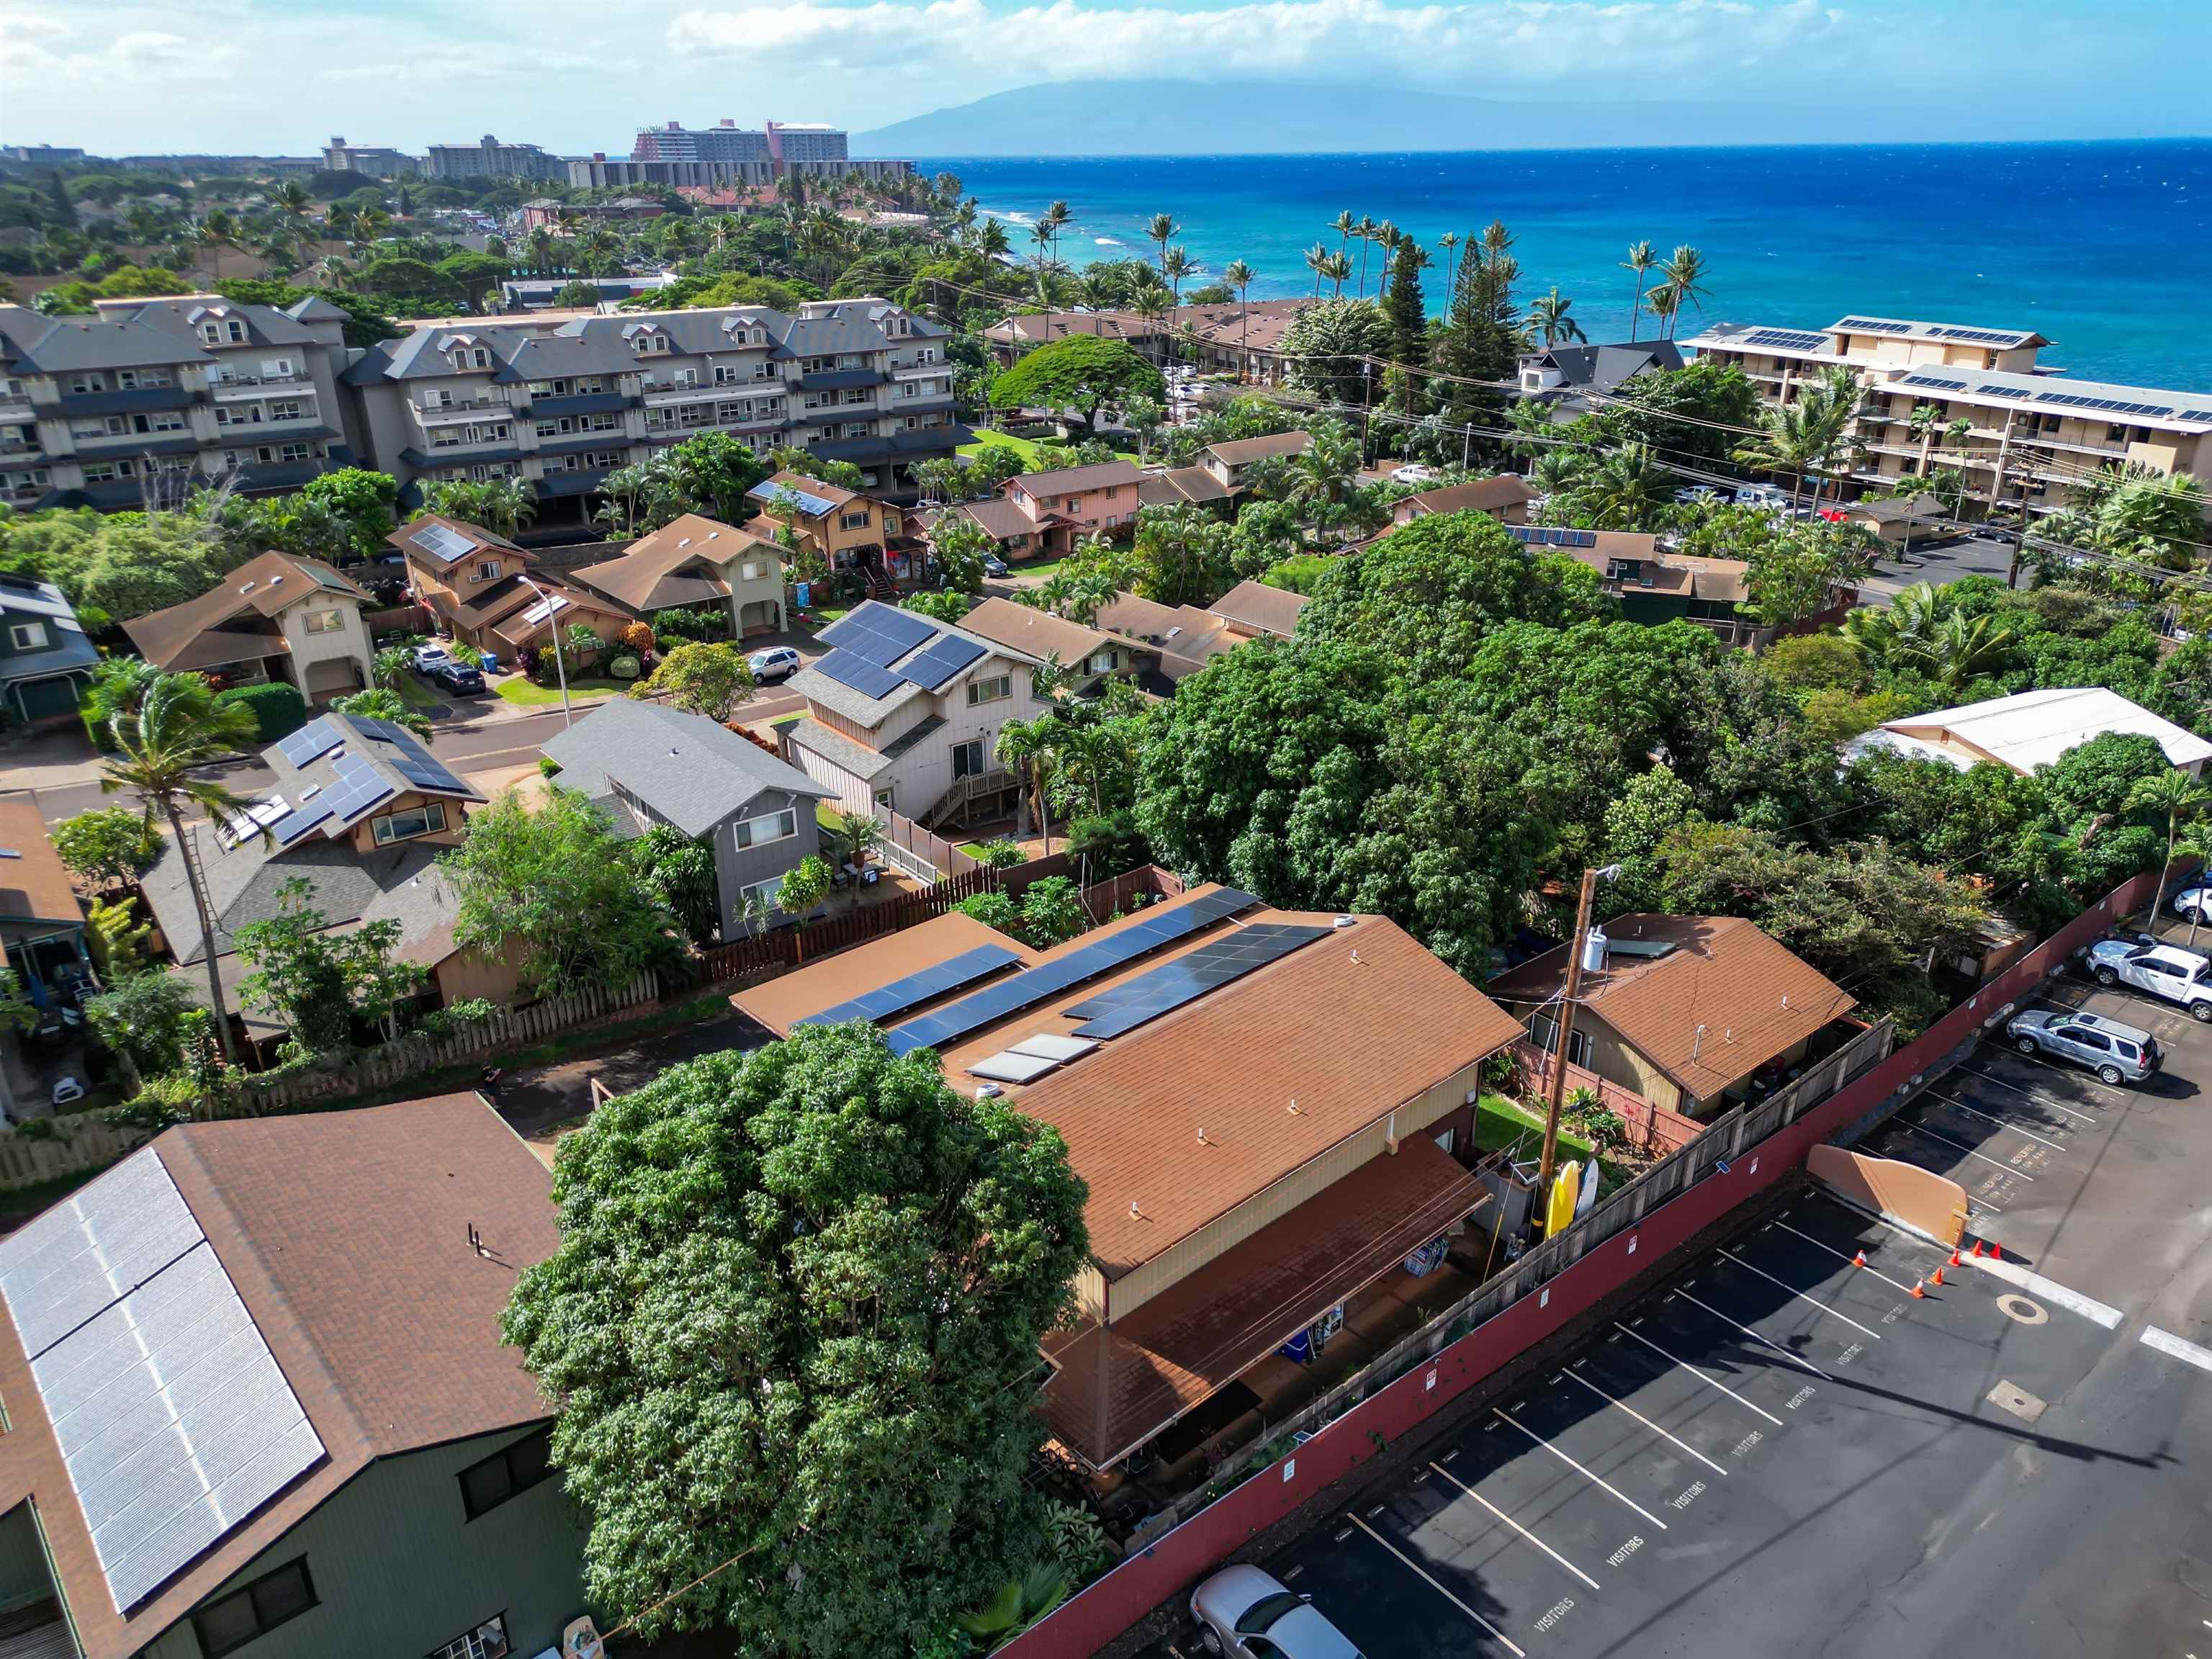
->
[421,134,565,181]
[0,295,354,511]
[1682,315,2212,513]
[569,117,904,190]
[339,298,965,512]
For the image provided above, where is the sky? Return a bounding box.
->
[1,0,2206,157]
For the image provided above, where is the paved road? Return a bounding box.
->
[1,685,808,827]
[1858,534,2020,603]
[1133,908,2212,1659]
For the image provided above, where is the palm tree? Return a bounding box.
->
[101,675,265,1064]
[1506,396,1555,473]
[1321,251,1352,297]
[1223,259,1255,379]
[976,216,1011,262]
[2128,770,2212,924]
[830,809,882,909]
[1735,397,1830,511]
[372,644,415,691]
[1530,446,1587,500]
[1354,215,1378,297]
[1161,246,1193,306]
[1529,287,1586,348]
[1146,212,1179,280]
[995,716,1056,853]
[1030,220,1059,350]
[1657,245,1710,339]
[331,687,433,738]
[274,181,311,228]
[1579,441,1671,529]
[1621,240,1658,341]
[198,209,239,279]
[1371,221,1399,297]
[1331,209,1358,266]
[1644,284,1680,339]
[1437,230,1462,296]
[1304,243,1331,297]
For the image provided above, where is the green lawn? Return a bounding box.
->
[960,426,1138,467]
[493,676,626,709]
[770,711,804,732]
[395,674,442,711]
[1473,1093,1596,1164]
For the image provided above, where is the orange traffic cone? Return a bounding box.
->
[1985,1241,2001,1262]
[1853,1251,1867,1267]
[1930,1265,1946,1287]
[1948,1248,1962,1267]
[1911,1279,1927,1298]
[1969,1240,1984,1259]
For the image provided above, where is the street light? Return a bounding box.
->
[516,574,572,730]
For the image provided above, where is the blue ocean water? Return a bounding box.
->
[930,141,2212,393]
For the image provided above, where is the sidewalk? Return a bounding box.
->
[0,728,106,791]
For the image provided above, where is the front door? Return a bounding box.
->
[951,738,986,779]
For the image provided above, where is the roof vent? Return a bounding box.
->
[976,1083,1002,1100]
[1332,915,1355,929]
[239,581,256,593]
[678,538,691,549]
[0,849,19,860]
[267,575,284,586]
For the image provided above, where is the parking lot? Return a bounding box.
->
[1134,909,2212,1659]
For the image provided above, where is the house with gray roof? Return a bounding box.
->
[338,297,968,520]
[540,698,832,933]
[0,572,98,726]
[0,294,353,513]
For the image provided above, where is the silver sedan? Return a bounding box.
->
[1190,1565,1363,1659]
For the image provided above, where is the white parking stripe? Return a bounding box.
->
[1771,1218,1919,1295]
[1670,1285,1833,1378]
[1928,1092,2067,1148]
[1954,1066,2100,1123]
[1979,1048,2133,1099]
[2141,1326,2212,1375]
[1895,1118,2038,1179]
[1563,1362,1730,1475]
[1840,1205,2126,1330]
[1493,1408,1671,1530]
[1716,1248,1884,1339]
[1347,1514,1527,1658]
[1426,1462,1601,1589]
[1613,1321,1786,1426]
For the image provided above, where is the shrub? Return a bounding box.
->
[212,680,307,742]
[539,756,562,778]
[619,621,656,656]
[608,653,642,680]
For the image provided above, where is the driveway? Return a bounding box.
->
[1858,534,2020,603]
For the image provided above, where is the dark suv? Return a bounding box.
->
[427,659,485,694]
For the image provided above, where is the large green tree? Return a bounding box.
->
[1282,297,1391,410]
[501,1024,1089,1657]
[987,335,1163,434]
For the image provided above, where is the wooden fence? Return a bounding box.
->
[693,868,1002,982]
[364,603,434,637]
[0,1113,153,1195]
[873,806,981,882]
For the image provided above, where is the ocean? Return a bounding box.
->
[928,141,2212,392]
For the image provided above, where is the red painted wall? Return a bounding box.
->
[1003,866,2167,1659]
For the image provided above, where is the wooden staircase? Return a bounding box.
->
[920,768,1015,831]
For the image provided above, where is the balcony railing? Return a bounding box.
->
[210,372,305,397]
[413,397,513,423]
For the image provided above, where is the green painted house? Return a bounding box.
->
[0,572,98,727]
[0,1096,600,1659]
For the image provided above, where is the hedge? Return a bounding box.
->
[213,681,307,742]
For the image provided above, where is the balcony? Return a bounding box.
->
[0,396,34,421]
[796,367,888,392]
[413,397,514,424]
[58,387,197,416]
[640,382,721,407]
[529,390,631,418]
[0,436,42,458]
[215,407,325,436]
[210,371,307,398]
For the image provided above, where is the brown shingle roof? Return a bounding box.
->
[568,513,779,614]
[955,597,1117,668]
[1486,914,1857,1101]
[1208,579,1307,639]
[383,513,525,563]
[1137,466,1232,507]
[0,798,80,927]
[122,550,369,671]
[1007,459,1146,496]
[1403,475,1537,517]
[734,910,1038,1035]
[1040,1135,1485,1467]
[957,496,1044,541]
[0,1095,557,1659]
[1203,430,1310,468]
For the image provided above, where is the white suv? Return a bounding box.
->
[2081,938,2212,1020]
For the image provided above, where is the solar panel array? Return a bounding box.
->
[797,943,1024,1028]
[407,522,477,565]
[0,1153,325,1613]
[1506,526,1599,549]
[815,606,980,700]
[898,634,986,691]
[2030,390,2180,418]
[822,605,936,665]
[885,887,1260,1056]
[816,652,904,699]
[1740,328,1830,352]
[1837,317,1913,334]
[1064,922,1333,1040]
[1894,373,2199,424]
[750,481,840,517]
[269,716,471,846]
[1897,375,1969,392]
[1927,325,2028,346]
[274,714,347,768]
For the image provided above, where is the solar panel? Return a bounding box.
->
[749,480,840,517]
[886,888,1260,1056]
[822,606,936,668]
[0,1151,325,1614]
[407,522,477,565]
[817,649,904,700]
[1507,526,1599,549]
[1928,325,2026,346]
[1837,317,1912,334]
[1741,328,1829,352]
[269,799,336,846]
[797,943,1024,1028]
[275,714,345,768]
[1007,1033,1097,1062]
[1069,922,1333,1040]
[899,634,986,690]
[1899,376,1968,392]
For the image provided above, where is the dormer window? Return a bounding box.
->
[199,323,222,345]
[227,320,247,343]
[629,332,670,356]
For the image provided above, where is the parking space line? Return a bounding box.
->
[1670,1285,1833,1379]
[1346,1514,1527,1658]
[1716,1248,1883,1339]
[1614,1321,1786,1424]
[1896,1118,2037,1179]
[1771,1218,1918,1295]
[1928,1092,2067,1148]
[1493,1408,1671,1530]
[1562,1364,1729,1475]
[1843,1205,2126,1329]
[2141,1326,2212,1375]
[1954,1066,2100,1122]
[1426,1462,1601,1590]
[1977,1048,2132,1100]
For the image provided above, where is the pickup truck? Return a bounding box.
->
[2080,938,2212,1020]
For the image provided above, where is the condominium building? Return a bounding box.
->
[1681,313,2212,511]
[567,153,910,191]
[768,121,848,165]
[321,135,420,178]
[1,144,84,163]
[340,298,966,511]
[632,119,774,164]
[422,133,565,181]
[0,294,354,511]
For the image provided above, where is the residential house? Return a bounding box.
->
[1844,685,2212,778]
[390,513,531,632]
[1844,491,1948,546]
[137,711,512,1044]
[0,572,99,726]
[339,298,965,516]
[571,513,789,636]
[1516,340,1684,409]
[540,699,831,931]
[1092,593,1239,685]
[1488,913,1859,1119]
[781,598,1053,825]
[942,461,1147,565]
[0,294,353,513]
[0,1094,598,1659]
[1389,475,1536,527]
[1134,465,1233,511]
[0,796,89,1010]
[388,518,629,667]
[982,299,1313,386]
[1195,430,1310,495]
[745,471,900,589]
[1680,313,2212,512]
[734,883,1525,1473]
[123,550,377,705]
[951,596,1137,692]
[1208,578,1307,642]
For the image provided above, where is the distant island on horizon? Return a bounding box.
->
[859,79,2209,158]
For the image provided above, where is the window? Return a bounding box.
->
[269,401,302,422]
[226,319,247,343]
[457,1425,552,1520]
[951,737,986,778]
[966,675,1012,706]
[68,372,107,394]
[10,621,48,649]
[732,807,797,850]
[739,561,762,581]
[261,358,295,379]
[426,1614,510,1659]
[372,801,449,845]
[1087,651,1115,674]
[302,608,345,635]
[192,1558,318,1658]
[739,873,786,911]
[839,510,871,530]
[473,560,502,583]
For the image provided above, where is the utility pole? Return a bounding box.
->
[1537,867,1602,1220]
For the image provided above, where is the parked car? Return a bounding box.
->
[982,554,1011,578]
[2170,886,2212,921]
[1390,464,1437,485]
[1675,484,1719,505]
[426,659,484,694]
[1191,1566,1362,1659]
[747,646,803,684]
[2080,938,2212,1019]
[1734,484,1789,510]
[2005,1008,2160,1085]
[410,643,455,673]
